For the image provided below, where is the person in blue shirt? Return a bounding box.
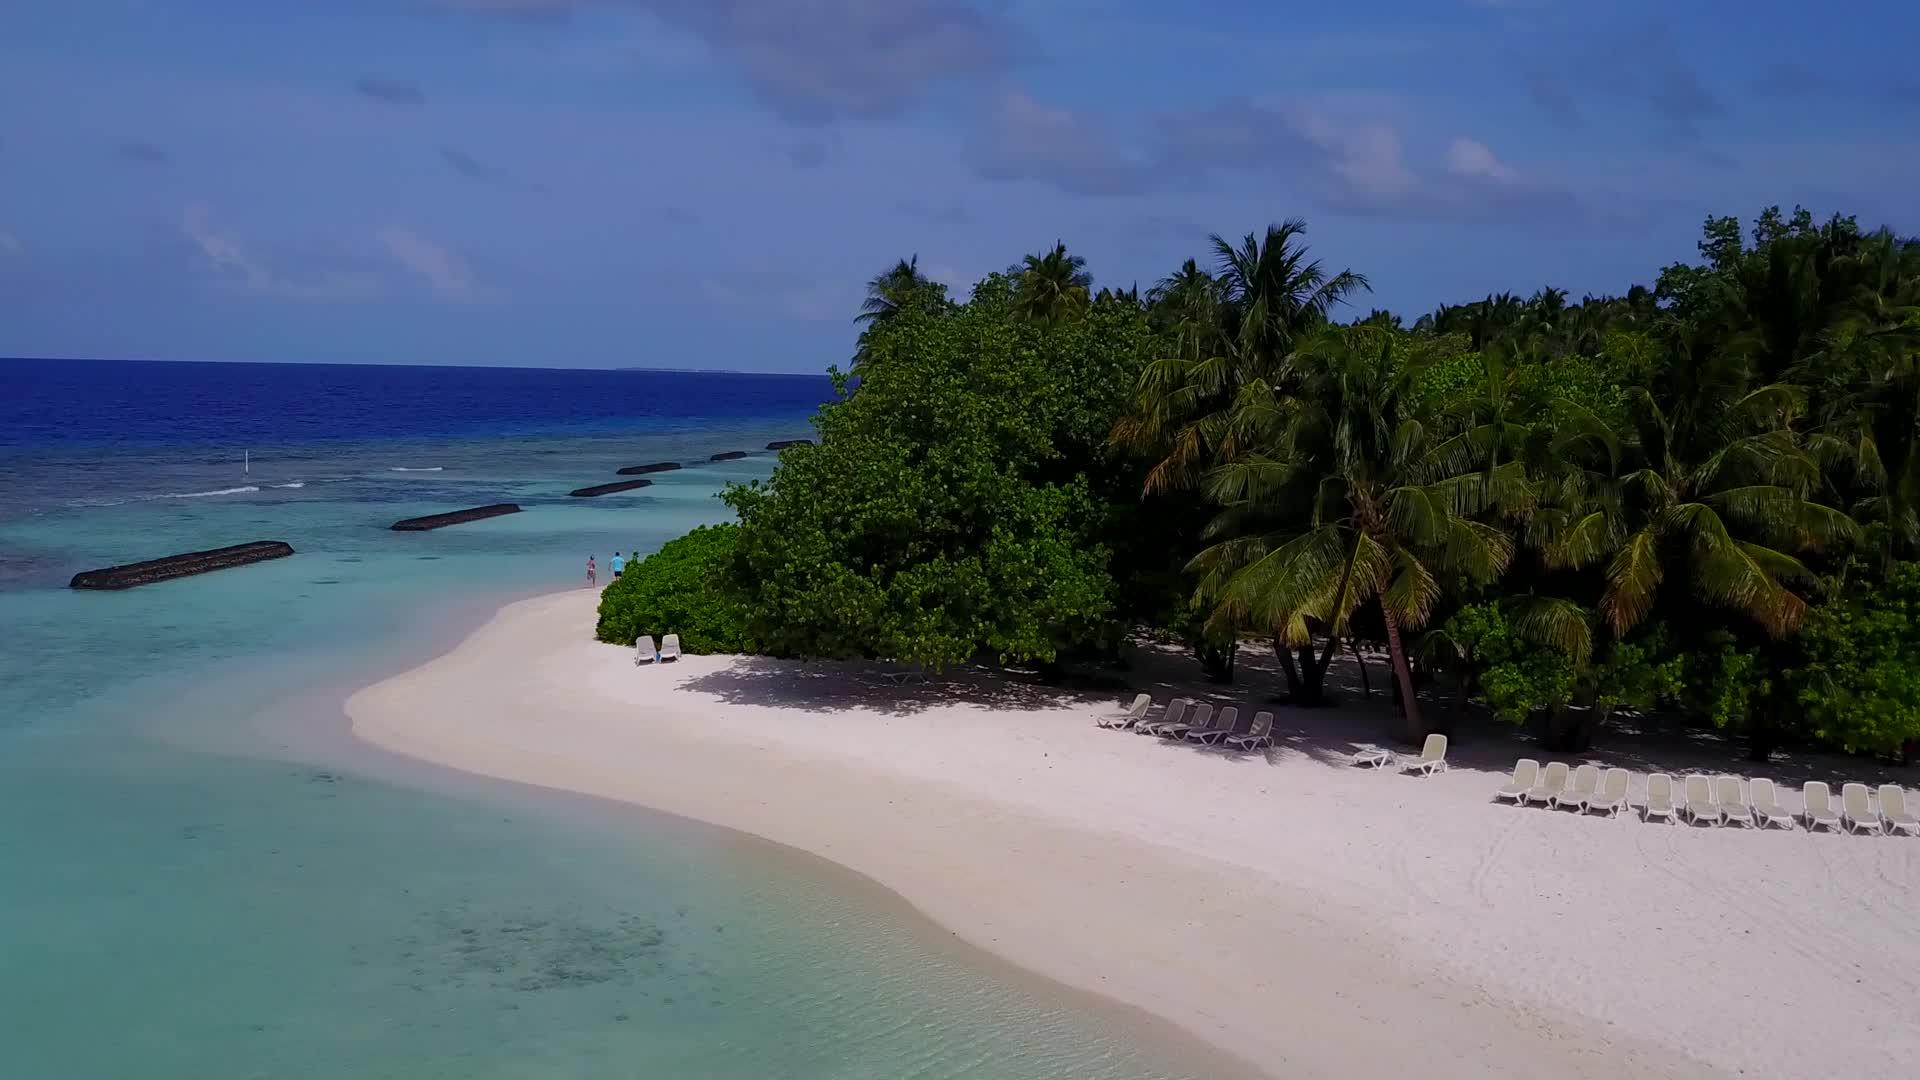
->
[611,551,625,579]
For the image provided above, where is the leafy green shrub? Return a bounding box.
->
[1786,563,1920,754]
[1440,602,1577,723]
[719,273,1150,669]
[595,524,752,654]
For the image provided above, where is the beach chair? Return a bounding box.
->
[1879,785,1920,836]
[1401,733,1449,776]
[1841,783,1883,835]
[1525,761,1570,806]
[1714,775,1756,828]
[1551,763,1600,810]
[1136,699,1188,736]
[1802,781,1843,832]
[1642,773,1679,824]
[1158,703,1214,740]
[1098,693,1152,729]
[1188,705,1247,745]
[1492,759,1539,804]
[634,634,657,665]
[880,664,927,685]
[1173,705,1232,742]
[659,634,682,662]
[1748,778,1796,830]
[1682,775,1722,826]
[1583,768,1632,817]
[1224,711,1274,751]
[1352,746,1395,768]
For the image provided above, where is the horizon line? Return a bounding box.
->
[0,355,835,378]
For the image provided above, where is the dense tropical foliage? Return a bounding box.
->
[595,524,752,654]
[604,206,1920,764]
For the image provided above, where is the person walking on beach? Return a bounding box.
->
[586,555,596,587]
[611,551,625,580]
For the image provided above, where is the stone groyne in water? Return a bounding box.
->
[567,480,654,498]
[69,540,296,589]
[390,504,523,531]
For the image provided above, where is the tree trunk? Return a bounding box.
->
[1197,638,1237,684]
[1348,637,1371,697]
[1545,703,1610,753]
[1304,531,1366,698]
[1274,635,1301,700]
[1746,706,1778,763]
[1381,602,1424,743]
[1297,645,1327,704]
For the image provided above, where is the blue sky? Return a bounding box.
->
[1,0,1914,372]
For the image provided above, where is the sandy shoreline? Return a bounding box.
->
[349,590,1919,1079]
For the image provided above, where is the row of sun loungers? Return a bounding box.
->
[1101,698,1915,836]
[1097,695,1275,751]
[1494,759,1920,834]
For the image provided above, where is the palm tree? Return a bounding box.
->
[1016,241,1092,324]
[1212,219,1370,370]
[1191,326,1526,740]
[1115,220,1368,495]
[855,255,932,327]
[1795,229,1920,566]
[1115,222,1370,704]
[1538,334,1855,636]
[851,255,947,376]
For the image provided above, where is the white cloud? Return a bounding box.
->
[377,226,481,303]
[181,204,377,302]
[1445,137,1520,183]
[0,230,20,256]
[922,261,976,293]
[1141,99,1583,221]
[975,89,1155,196]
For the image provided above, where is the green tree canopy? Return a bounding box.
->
[722,273,1157,668]
[595,524,752,654]
[1786,562,1920,755]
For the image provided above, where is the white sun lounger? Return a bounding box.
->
[1136,699,1188,736]
[1642,773,1678,823]
[1224,711,1274,751]
[1525,761,1570,806]
[659,633,682,662]
[1098,693,1153,729]
[1880,785,1920,836]
[634,634,657,665]
[1714,775,1755,828]
[1353,746,1395,768]
[1492,759,1539,804]
[1551,763,1600,810]
[1583,768,1631,817]
[1841,782,1883,835]
[1401,733,1449,776]
[1683,775,1722,826]
[1158,703,1214,740]
[1188,706,1246,745]
[1802,781,1843,832]
[1748,778,1796,830]
[1172,705,1232,742]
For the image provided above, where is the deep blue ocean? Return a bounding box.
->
[0,358,1201,1079]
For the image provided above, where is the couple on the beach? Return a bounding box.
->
[586,551,628,586]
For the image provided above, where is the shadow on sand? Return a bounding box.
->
[684,638,1917,790]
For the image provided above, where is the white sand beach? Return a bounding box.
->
[350,590,1920,1079]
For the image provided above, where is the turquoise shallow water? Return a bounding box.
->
[0,406,1214,1077]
